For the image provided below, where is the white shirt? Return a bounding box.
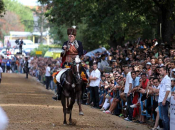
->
[98,59,109,71]
[0,67,2,79]
[89,69,101,87]
[45,66,51,76]
[158,75,171,103]
[124,72,132,94]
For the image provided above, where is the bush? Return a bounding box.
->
[30,44,49,57]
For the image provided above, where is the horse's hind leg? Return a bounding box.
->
[61,95,67,125]
[66,98,71,114]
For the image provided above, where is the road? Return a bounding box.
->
[0,73,149,130]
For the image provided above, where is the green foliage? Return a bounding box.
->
[0,0,5,17]
[38,0,175,49]
[30,44,62,56]
[3,0,34,32]
[30,44,50,57]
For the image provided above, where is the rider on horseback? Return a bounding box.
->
[53,28,84,100]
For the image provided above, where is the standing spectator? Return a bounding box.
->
[6,57,11,73]
[11,58,16,73]
[6,40,11,51]
[153,66,171,130]
[130,71,140,120]
[1,57,6,73]
[19,39,23,54]
[24,57,29,78]
[123,65,133,121]
[1,57,5,73]
[98,54,109,72]
[16,59,20,73]
[0,63,2,83]
[89,63,101,108]
[0,56,2,65]
[19,57,24,73]
[45,64,51,90]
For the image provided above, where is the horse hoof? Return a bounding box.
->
[69,121,72,125]
[63,121,67,125]
[79,111,84,116]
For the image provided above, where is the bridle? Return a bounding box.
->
[72,63,82,83]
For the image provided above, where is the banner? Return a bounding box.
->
[170,96,175,130]
[35,51,42,55]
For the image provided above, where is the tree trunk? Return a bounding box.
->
[161,4,174,44]
[109,31,124,48]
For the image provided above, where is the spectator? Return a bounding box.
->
[45,64,51,90]
[122,65,133,121]
[1,57,6,73]
[0,63,2,83]
[11,57,16,73]
[6,57,11,73]
[89,63,101,108]
[98,54,109,72]
[6,40,11,51]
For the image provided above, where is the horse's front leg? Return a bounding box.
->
[61,95,67,125]
[69,94,75,125]
[67,97,69,108]
[77,91,84,115]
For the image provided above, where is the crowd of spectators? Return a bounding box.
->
[0,55,27,73]
[82,39,175,130]
[27,39,175,130]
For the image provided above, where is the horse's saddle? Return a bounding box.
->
[56,68,70,84]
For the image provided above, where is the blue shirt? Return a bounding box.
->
[6,59,11,66]
[132,77,140,89]
[1,59,6,66]
[172,86,175,92]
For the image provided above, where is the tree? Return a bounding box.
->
[3,0,34,32]
[38,0,175,49]
[0,0,5,17]
[31,5,49,44]
[0,11,25,39]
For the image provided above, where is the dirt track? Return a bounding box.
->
[0,73,149,130]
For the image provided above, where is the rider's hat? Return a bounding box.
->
[67,28,76,36]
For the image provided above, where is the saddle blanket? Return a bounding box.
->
[56,68,70,83]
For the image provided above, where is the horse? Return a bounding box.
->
[60,63,84,125]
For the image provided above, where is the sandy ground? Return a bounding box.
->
[0,73,150,130]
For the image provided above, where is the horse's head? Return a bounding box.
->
[71,62,82,84]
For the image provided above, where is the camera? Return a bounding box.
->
[15,39,20,45]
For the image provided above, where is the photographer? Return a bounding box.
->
[19,39,23,54]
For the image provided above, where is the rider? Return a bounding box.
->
[53,28,84,100]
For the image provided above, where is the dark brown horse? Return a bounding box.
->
[60,63,84,125]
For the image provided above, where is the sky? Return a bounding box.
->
[17,0,39,6]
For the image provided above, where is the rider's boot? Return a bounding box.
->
[52,83,62,101]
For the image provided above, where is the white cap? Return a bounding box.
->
[146,62,152,66]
